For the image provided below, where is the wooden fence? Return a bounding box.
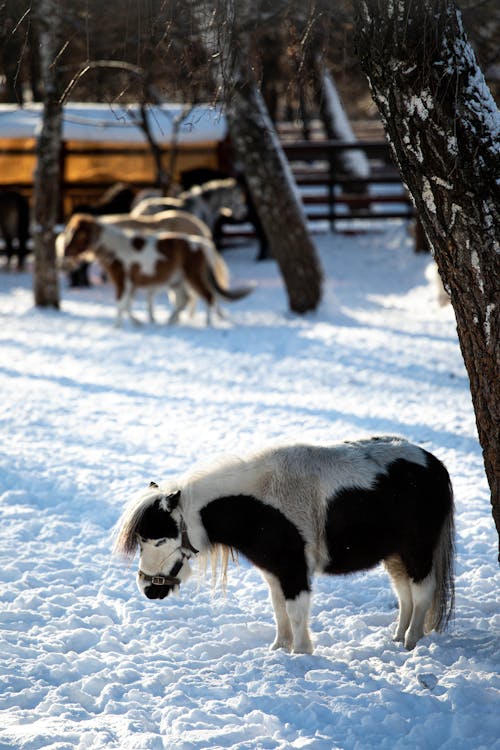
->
[283,140,414,226]
[0,133,418,241]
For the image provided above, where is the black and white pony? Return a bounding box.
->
[131,178,247,236]
[114,436,455,653]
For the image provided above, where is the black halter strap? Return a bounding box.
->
[181,521,198,555]
[139,555,184,587]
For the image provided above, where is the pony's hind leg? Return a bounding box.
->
[405,572,436,650]
[385,555,436,649]
[385,555,413,644]
[146,289,156,323]
[262,572,293,652]
[167,283,191,325]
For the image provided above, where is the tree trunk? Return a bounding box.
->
[226,82,323,313]
[0,2,25,104]
[199,1,323,313]
[353,0,500,559]
[312,59,370,181]
[32,0,63,309]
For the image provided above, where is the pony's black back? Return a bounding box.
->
[324,452,454,587]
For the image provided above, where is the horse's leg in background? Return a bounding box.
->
[262,572,293,651]
[146,289,156,323]
[3,235,14,267]
[181,264,215,327]
[115,280,140,327]
[0,216,14,267]
[285,591,313,654]
[167,282,193,325]
[16,194,30,270]
[384,555,413,643]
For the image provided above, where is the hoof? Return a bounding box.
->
[270,639,292,652]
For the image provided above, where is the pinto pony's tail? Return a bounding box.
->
[194,237,230,290]
[190,235,255,302]
[427,473,455,634]
[207,266,255,301]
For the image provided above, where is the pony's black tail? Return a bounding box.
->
[207,267,255,301]
[427,473,455,633]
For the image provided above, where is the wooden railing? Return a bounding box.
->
[221,139,420,248]
[0,134,420,247]
[282,140,414,226]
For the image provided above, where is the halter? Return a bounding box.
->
[138,520,198,587]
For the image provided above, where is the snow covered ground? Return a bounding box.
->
[0,224,498,750]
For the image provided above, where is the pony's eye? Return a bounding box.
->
[154,538,167,547]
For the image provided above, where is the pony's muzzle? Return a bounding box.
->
[144,584,175,599]
[139,570,181,599]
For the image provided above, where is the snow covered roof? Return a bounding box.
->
[0,103,227,143]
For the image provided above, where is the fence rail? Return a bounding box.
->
[0,134,419,244]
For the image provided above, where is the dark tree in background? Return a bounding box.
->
[32,0,63,308]
[353,0,500,558]
[205,0,323,313]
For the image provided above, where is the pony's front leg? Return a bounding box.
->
[286,591,314,655]
[116,283,141,327]
[262,572,293,651]
[115,292,127,328]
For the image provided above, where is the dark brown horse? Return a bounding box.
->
[0,190,30,270]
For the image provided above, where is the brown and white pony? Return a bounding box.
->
[56,214,253,327]
[99,209,222,318]
[131,178,247,232]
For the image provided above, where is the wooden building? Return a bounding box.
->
[0,103,228,216]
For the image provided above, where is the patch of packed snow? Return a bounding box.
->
[0,224,498,750]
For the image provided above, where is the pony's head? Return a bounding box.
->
[114,482,197,600]
[55,214,98,267]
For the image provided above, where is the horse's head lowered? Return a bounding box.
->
[114,482,197,600]
[55,214,99,267]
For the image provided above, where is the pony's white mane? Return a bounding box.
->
[198,545,236,593]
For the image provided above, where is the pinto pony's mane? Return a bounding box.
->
[113,490,154,560]
[199,545,235,593]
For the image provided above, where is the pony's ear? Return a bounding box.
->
[149,481,159,489]
[165,490,181,511]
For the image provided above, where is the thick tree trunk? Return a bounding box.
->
[226,83,323,313]
[353,0,500,558]
[200,0,323,313]
[32,0,62,309]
